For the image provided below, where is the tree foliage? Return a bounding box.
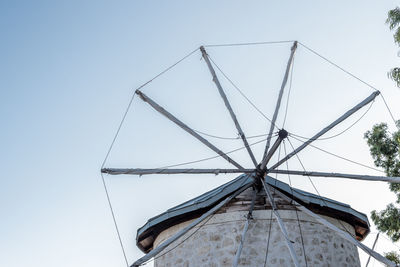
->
[385,251,400,265]
[386,7,400,87]
[362,7,400,264]
[365,122,400,264]
[365,122,400,242]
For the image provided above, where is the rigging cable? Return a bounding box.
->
[134,47,200,94]
[204,40,295,48]
[289,135,385,173]
[100,48,200,266]
[297,42,378,93]
[289,99,375,141]
[158,133,277,169]
[208,55,278,129]
[207,40,396,143]
[100,92,138,267]
[296,42,398,131]
[373,232,400,249]
[286,137,369,241]
[283,140,308,266]
[204,40,378,94]
[193,129,272,141]
[380,93,398,128]
[100,172,129,267]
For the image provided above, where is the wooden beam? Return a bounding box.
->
[200,46,258,167]
[261,178,301,267]
[102,168,254,175]
[233,189,257,267]
[260,41,297,170]
[270,90,380,170]
[267,169,400,183]
[136,90,244,169]
[261,129,288,168]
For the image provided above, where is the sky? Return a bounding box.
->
[1,1,400,266]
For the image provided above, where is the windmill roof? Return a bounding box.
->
[136,174,370,253]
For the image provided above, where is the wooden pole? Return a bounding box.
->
[267,169,400,183]
[261,178,301,267]
[102,168,254,175]
[233,189,257,267]
[200,46,258,167]
[270,90,380,170]
[136,90,244,169]
[260,41,297,170]
[261,129,288,168]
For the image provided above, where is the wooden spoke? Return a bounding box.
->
[261,129,288,168]
[270,90,380,170]
[261,178,301,267]
[200,46,258,167]
[267,169,400,183]
[102,168,254,175]
[233,189,257,267]
[136,90,244,169]
[260,41,297,170]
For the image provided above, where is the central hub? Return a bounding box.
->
[254,164,266,190]
[278,129,288,139]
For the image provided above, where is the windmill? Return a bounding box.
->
[101,41,400,267]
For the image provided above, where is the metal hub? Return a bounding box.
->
[278,129,288,139]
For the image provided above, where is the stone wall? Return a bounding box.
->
[153,209,361,267]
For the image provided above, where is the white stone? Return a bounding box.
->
[152,188,362,267]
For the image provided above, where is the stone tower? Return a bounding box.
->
[136,175,369,267]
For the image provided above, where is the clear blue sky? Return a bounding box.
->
[1,1,400,266]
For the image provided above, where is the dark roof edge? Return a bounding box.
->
[136,174,255,252]
[136,174,370,253]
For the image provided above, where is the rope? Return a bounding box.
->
[100,48,199,266]
[100,173,129,266]
[203,40,378,94]
[297,42,378,92]
[135,47,199,94]
[101,47,199,168]
[101,94,136,168]
[289,135,384,173]
[207,56,277,128]
[380,93,398,128]
[158,133,277,169]
[371,232,400,249]
[204,40,295,48]
[193,129,272,140]
[100,92,138,267]
[289,99,375,141]
[286,138,364,239]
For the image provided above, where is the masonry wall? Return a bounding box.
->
[153,189,361,267]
